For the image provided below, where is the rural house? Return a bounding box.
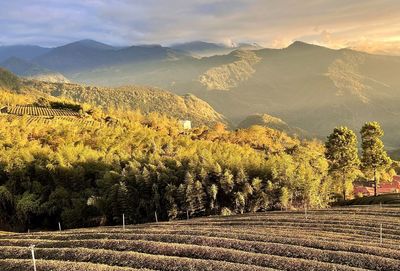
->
[354,175,400,197]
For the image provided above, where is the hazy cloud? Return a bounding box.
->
[0,0,399,54]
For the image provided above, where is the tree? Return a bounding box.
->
[280,187,290,210]
[182,172,206,215]
[0,186,14,229]
[16,193,40,230]
[248,177,269,212]
[220,169,234,194]
[208,184,218,211]
[325,127,360,200]
[234,192,245,214]
[164,184,178,220]
[360,122,392,196]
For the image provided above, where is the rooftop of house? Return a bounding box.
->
[354,176,400,196]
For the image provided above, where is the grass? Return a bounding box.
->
[1,206,399,270]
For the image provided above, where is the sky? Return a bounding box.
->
[1,0,400,54]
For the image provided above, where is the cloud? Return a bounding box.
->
[0,0,399,55]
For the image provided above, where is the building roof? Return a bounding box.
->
[354,176,400,196]
[354,186,374,195]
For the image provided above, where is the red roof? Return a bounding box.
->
[354,176,400,196]
[354,186,374,196]
[393,175,400,182]
[380,180,400,189]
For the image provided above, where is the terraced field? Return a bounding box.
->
[0,114,99,127]
[4,105,81,117]
[0,206,399,271]
[0,105,102,127]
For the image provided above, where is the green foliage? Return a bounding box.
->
[279,187,290,210]
[22,80,226,127]
[360,122,392,196]
[325,127,360,200]
[1,89,391,231]
[15,193,40,227]
[49,101,82,112]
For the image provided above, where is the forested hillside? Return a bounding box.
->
[0,68,227,128]
[0,80,338,232]
[237,114,310,138]
[42,41,400,149]
[0,57,70,83]
[4,41,400,149]
[0,69,395,232]
[23,80,227,128]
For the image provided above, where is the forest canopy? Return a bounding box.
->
[0,81,395,231]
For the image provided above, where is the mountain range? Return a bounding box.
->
[2,39,400,148]
[170,41,263,57]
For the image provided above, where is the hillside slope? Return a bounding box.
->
[0,68,21,90]
[66,42,400,148]
[24,80,227,127]
[1,207,399,270]
[0,69,227,128]
[1,57,70,83]
[237,114,310,138]
[5,41,400,147]
[0,45,50,62]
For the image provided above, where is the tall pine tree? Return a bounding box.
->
[325,127,360,200]
[360,122,392,196]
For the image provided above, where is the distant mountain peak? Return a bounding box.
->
[286,41,333,51]
[64,39,115,50]
[287,41,313,48]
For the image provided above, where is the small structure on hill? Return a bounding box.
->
[179,120,192,130]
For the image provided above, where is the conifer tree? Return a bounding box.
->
[360,122,392,196]
[325,127,360,200]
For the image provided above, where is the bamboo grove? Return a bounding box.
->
[0,88,395,231]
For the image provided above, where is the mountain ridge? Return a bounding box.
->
[1,57,70,83]
[2,41,400,148]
